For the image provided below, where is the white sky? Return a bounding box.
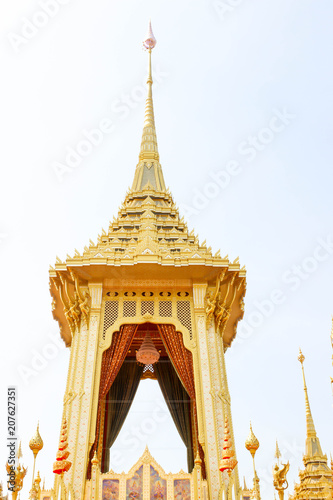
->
[0,0,333,498]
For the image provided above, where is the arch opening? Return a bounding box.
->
[106,378,189,474]
[88,323,205,479]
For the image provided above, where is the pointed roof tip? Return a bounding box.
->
[275,440,281,461]
[298,348,305,364]
[143,20,156,51]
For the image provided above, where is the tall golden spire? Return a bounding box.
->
[139,21,159,162]
[290,350,332,499]
[132,21,166,193]
[298,349,323,456]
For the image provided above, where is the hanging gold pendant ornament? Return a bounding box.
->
[136,332,160,366]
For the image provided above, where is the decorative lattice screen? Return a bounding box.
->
[123,301,136,317]
[141,300,154,316]
[176,301,193,339]
[103,301,119,339]
[159,300,172,317]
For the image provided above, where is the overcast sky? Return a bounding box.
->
[0,0,333,498]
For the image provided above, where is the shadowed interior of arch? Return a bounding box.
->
[100,323,195,474]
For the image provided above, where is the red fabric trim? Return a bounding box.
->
[87,324,138,478]
[157,324,206,478]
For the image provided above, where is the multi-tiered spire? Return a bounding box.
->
[298,349,323,456]
[289,350,332,499]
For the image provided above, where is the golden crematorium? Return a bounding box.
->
[5,23,332,500]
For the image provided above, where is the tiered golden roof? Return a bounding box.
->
[49,22,246,349]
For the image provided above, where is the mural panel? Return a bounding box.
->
[150,465,167,500]
[174,479,191,500]
[126,465,143,500]
[102,479,120,500]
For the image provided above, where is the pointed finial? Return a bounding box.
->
[298,348,305,364]
[194,450,202,467]
[245,422,260,457]
[143,20,157,51]
[245,423,261,499]
[17,441,23,461]
[91,451,99,467]
[275,440,281,462]
[137,21,160,165]
[29,423,44,456]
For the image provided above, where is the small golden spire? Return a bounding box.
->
[275,440,281,464]
[17,441,23,461]
[29,423,43,488]
[29,423,44,456]
[245,423,261,500]
[298,349,317,439]
[245,423,260,457]
[298,349,324,459]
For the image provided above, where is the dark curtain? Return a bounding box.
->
[155,360,194,472]
[157,324,206,479]
[102,360,143,472]
[87,324,138,478]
